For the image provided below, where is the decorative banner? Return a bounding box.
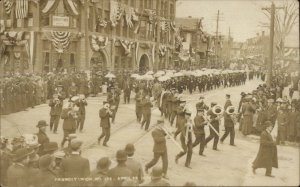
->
[45,31,72,53]
[110,0,123,27]
[0,20,5,34]
[4,0,13,15]
[144,9,156,23]
[119,40,134,56]
[15,0,29,19]
[42,0,60,14]
[159,45,167,57]
[96,15,108,28]
[90,35,109,52]
[63,0,79,16]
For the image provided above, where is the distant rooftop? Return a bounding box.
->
[175,17,200,31]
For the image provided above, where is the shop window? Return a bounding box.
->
[26,13,34,27]
[70,53,75,67]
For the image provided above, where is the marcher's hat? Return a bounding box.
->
[199,96,205,99]
[226,94,231,97]
[211,102,217,106]
[71,96,79,102]
[197,108,204,112]
[179,98,186,103]
[185,109,192,116]
[36,120,48,128]
[12,148,34,162]
[70,139,83,150]
[39,154,54,169]
[53,151,65,159]
[43,142,59,153]
[267,99,274,103]
[97,157,111,169]
[116,150,127,161]
[241,92,246,96]
[124,143,135,155]
[263,121,273,130]
[151,166,163,179]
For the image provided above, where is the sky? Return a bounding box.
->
[176,0,299,42]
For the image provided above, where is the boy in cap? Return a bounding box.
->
[36,120,50,156]
[174,98,187,139]
[141,94,153,131]
[124,143,144,184]
[196,96,209,111]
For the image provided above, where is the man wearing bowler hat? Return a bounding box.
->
[124,143,144,184]
[90,157,111,186]
[59,139,90,178]
[7,148,33,187]
[107,150,133,186]
[36,120,50,156]
[143,166,170,186]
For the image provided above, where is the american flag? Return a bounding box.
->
[15,0,29,19]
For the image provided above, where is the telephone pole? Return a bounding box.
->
[215,10,220,63]
[262,3,284,88]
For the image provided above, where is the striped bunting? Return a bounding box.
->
[4,0,13,15]
[16,0,29,19]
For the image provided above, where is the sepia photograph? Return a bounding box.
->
[0,0,299,186]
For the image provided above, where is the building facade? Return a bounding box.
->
[0,0,176,74]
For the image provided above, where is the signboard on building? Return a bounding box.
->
[52,16,69,27]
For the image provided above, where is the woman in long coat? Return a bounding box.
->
[252,121,278,177]
[241,98,256,135]
[287,106,298,142]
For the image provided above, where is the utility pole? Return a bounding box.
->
[262,3,284,88]
[215,10,219,65]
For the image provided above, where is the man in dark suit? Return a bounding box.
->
[123,79,132,104]
[221,95,236,146]
[107,150,133,186]
[107,87,120,123]
[141,94,153,131]
[175,109,193,168]
[36,120,50,156]
[204,102,221,151]
[34,154,56,187]
[59,139,90,180]
[124,143,144,184]
[145,121,168,178]
[174,98,186,139]
[192,108,207,156]
[98,101,113,146]
[135,88,145,123]
[49,94,63,133]
[76,94,88,132]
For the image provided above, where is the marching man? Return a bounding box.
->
[175,109,194,168]
[98,101,113,147]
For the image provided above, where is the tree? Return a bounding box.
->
[262,0,299,58]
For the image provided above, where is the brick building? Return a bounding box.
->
[0,0,176,74]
